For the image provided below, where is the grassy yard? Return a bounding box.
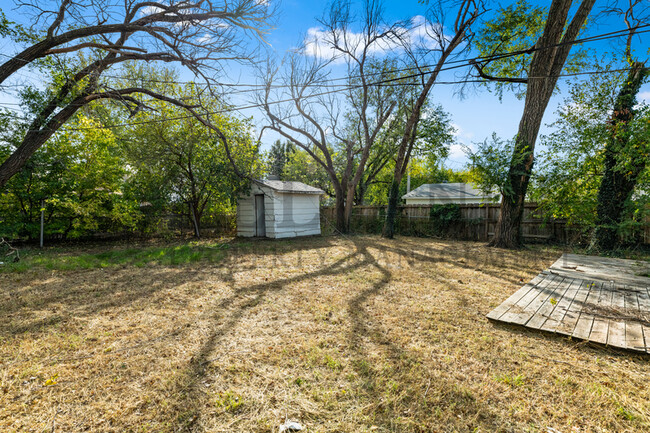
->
[1,236,648,432]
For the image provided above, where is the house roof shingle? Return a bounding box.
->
[401,182,497,200]
[255,179,325,195]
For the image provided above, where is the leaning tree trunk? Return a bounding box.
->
[490,0,595,248]
[593,62,648,251]
[490,102,545,248]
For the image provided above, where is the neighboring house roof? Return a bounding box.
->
[401,183,497,201]
[254,179,325,195]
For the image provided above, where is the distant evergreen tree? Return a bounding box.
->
[268,140,295,179]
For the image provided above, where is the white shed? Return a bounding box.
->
[401,183,500,205]
[237,177,324,239]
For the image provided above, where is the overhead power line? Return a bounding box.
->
[0,24,647,132]
[0,23,648,90]
[0,66,637,132]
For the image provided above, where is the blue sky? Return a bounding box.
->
[1,0,649,170]
[253,0,650,169]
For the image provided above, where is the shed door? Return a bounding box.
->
[254,194,266,237]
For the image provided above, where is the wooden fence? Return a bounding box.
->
[320,203,607,244]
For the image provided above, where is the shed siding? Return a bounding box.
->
[237,185,321,238]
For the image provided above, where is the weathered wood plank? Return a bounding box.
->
[589,282,613,345]
[555,279,589,336]
[486,272,546,321]
[572,281,600,341]
[540,278,582,334]
[528,276,573,330]
[638,287,650,353]
[623,288,645,352]
[607,285,627,349]
[498,273,560,325]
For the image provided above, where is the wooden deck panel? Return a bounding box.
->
[589,282,612,345]
[638,288,650,354]
[497,273,559,325]
[488,254,650,354]
[572,281,601,341]
[486,273,545,321]
[539,278,582,334]
[527,276,571,330]
[624,289,645,352]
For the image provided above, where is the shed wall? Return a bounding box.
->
[237,184,276,237]
[237,186,321,238]
[271,193,321,238]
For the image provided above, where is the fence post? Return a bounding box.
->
[40,199,44,248]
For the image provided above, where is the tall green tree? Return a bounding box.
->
[357,103,456,205]
[593,2,650,249]
[531,63,650,238]
[267,140,295,179]
[473,0,595,248]
[0,109,138,240]
[0,0,271,188]
[124,80,259,237]
[381,0,483,238]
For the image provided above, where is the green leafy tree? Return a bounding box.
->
[0,0,271,188]
[267,140,295,179]
[531,67,621,226]
[473,0,595,248]
[359,104,457,205]
[0,110,138,240]
[124,79,259,237]
[466,134,518,202]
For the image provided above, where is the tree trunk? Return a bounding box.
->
[593,62,648,250]
[189,201,201,239]
[382,179,400,238]
[489,99,544,248]
[490,0,595,248]
[334,189,348,234]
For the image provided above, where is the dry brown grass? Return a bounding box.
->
[1,235,648,433]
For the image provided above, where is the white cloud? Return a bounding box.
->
[140,5,164,16]
[197,33,213,43]
[303,15,445,62]
[638,91,650,103]
[451,122,474,141]
[448,143,468,160]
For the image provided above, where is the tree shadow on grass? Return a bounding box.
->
[163,244,375,432]
[0,236,340,338]
[0,266,213,337]
[359,237,555,286]
[345,238,516,432]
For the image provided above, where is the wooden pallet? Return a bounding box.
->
[487,254,650,353]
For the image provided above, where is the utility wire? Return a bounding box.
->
[0,66,637,131]
[0,23,648,90]
[0,25,646,131]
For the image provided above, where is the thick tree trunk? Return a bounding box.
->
[490,100,544,248]
[490,0,595,248]
[382,179,400,238]
[344,186,356,233]
[334,188,348,234]
[593,62,648,250]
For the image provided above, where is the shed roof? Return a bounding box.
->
[402,183,497,200]
[254,179,324,195]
